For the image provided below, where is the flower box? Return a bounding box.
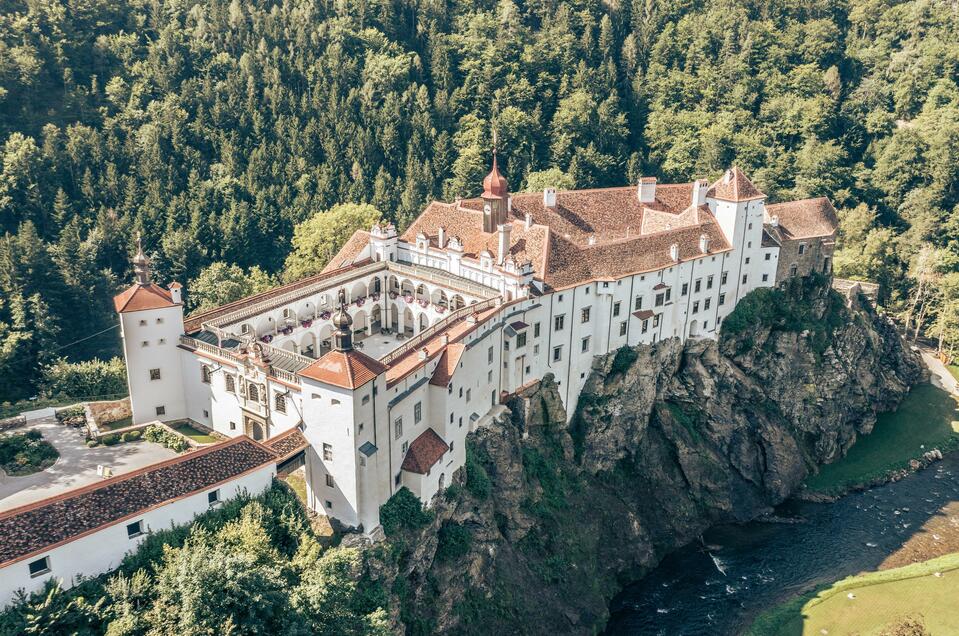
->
[320,311,331,320]
[418,299,429,308]
[388,291,398,299]
[260,335,273,343]
[301,319,313,329]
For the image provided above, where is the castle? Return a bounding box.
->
[115,158,837,532]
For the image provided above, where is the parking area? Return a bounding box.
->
[0,417,178,512]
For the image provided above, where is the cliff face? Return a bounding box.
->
[373,278,923,635]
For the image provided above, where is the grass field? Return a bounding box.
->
[746,552,959,635]
[99,416,133,431]
[802,383,959,495]
[170,421,218,444]
[948,364,959,383]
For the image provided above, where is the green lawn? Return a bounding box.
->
[746,552,959,635]
[170,421,218,444]
[99,416,133,431]
[948,364,959,383]
[803,383,959,496]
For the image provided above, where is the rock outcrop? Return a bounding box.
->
[371,277,923,635]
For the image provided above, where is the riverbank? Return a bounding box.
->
[797,382,959,500]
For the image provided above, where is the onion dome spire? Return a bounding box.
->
[132,233,152,285]
[332,288,353,351]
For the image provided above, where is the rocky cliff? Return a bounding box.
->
[369,276,923,635]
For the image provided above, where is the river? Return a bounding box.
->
[604,454,959,635]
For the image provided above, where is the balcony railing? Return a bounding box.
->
[380,296,500,365]
[387,261,499,299]
[179,335,303,385]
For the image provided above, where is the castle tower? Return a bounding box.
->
[481,150,509,233]
[114,235,187,424]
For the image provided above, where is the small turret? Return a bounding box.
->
[332,288,353,351]
[132,234,151,285]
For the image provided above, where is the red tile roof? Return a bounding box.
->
[632,309,654,320]
[707,167,765,201]
[765,197,839,241]
[428,343,465,387]
[0,437,276,567]
[404,182,733,291]
[113,283,176,313]
[322,230,372,274]
[482,155,509,199]
[401,428,449,474]
[299,349,386,389]
[265,427,309,461]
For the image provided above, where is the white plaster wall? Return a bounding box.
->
[122,304,187,424]
[0,466,275,608]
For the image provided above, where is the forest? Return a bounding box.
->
[0,0,957,401]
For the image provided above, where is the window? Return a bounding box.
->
[585,287,590,295]
[707,275,714,290]
[613,302,621,317]
[666,288,672,302]
[721,271,728,285]
[362,394,370,405]
[642,319,649,334]
[394,417,403,440]
[466,389,471,402]
[619,321,627,336]
[704,321,709,330]
[450,412,454,424]
[208,490,220,506]
[156,317,164,324]
[414,402,422,424]
[201,365,211,384]
[790,264,798,276]
[653,314,661,327]
[395,473,401,486]
[241,324,250,334]
[247,384,259,403]
[28,557,50,577]
[554,314,565,331]
[704,298,711,310]
[323,443,333,461]
[225,375,236,393]
[762,273,769,282]
[448,383,453,394]
[149,368,161,381]
[742,274,748,284]
[798,242,807,255]
[139,319,147,326]
[141,341,149,348]
[401,441,409,455]
[533,344,539,354]
[655,293,665,307]
[488,370,493,382]
[681,283,689,296]
[326,474,334,487]
[158,338,165,345]
[581,307,591,323]
[694,279,701,293]
[488,346,494,363]
[504,340,510,351]
[581,337,591,352]
[203,409,209,418]
[745,257,751,265]
[534,322,541,337]
[634,296,643,310]
[552,346,563,362]
[748,222,753,230]
[764,253,771,261]
[719,293,726,306]
[155,406,165,416]
[517,332,527,347]
[325,500,333,509]
[230,421,237,430]
[693,301,700,314]
[450,441,455,453]
[274,393,286,414]
[127,520,144,539]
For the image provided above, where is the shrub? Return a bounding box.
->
[86,440,99,448]
[24,429,42,441]
[609,346,638,376]
[443,483,462,501]
[144,425,188,452]
[0,431,59,475]
[122,430,142,443]
[102,434,119,446]
[379,487,432,536]
[465,446,491,500]
[41,358,127,400]
[435,522,472,562]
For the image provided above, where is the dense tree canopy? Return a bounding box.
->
[1,0,958,400]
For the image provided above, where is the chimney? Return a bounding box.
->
[169,282,183,304]
[669,243,680,262]
[692,179,709,207]
[525,212,533,230]
[418,348,429,361]
[497,223,512,265]
[543,187,557,209]
[587,235,597,246]
[507,196,512,214]
[437,226,447,249]
[440,333,449,346]
[770,215,779,227]
[638,177,657,204]
[699,234,710,254]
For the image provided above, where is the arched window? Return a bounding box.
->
[247,384,259,403]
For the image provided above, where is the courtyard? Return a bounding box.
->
[0,416,178,512]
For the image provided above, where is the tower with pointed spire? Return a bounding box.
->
[133,234,152,285]
[331,288,353,351]
[481,138,509,233]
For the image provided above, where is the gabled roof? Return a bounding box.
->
[299,349,386,389]
[113,283,177,313]
[707,167,765,202]
[264,427,308,461]
[765,197,839,241]
[0,437,276,567]
[429,343,465,387]
[401,428,449,474]
[321,230,372,274]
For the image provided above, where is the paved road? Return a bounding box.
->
[921,349,959,396]
[0,417,177,512]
